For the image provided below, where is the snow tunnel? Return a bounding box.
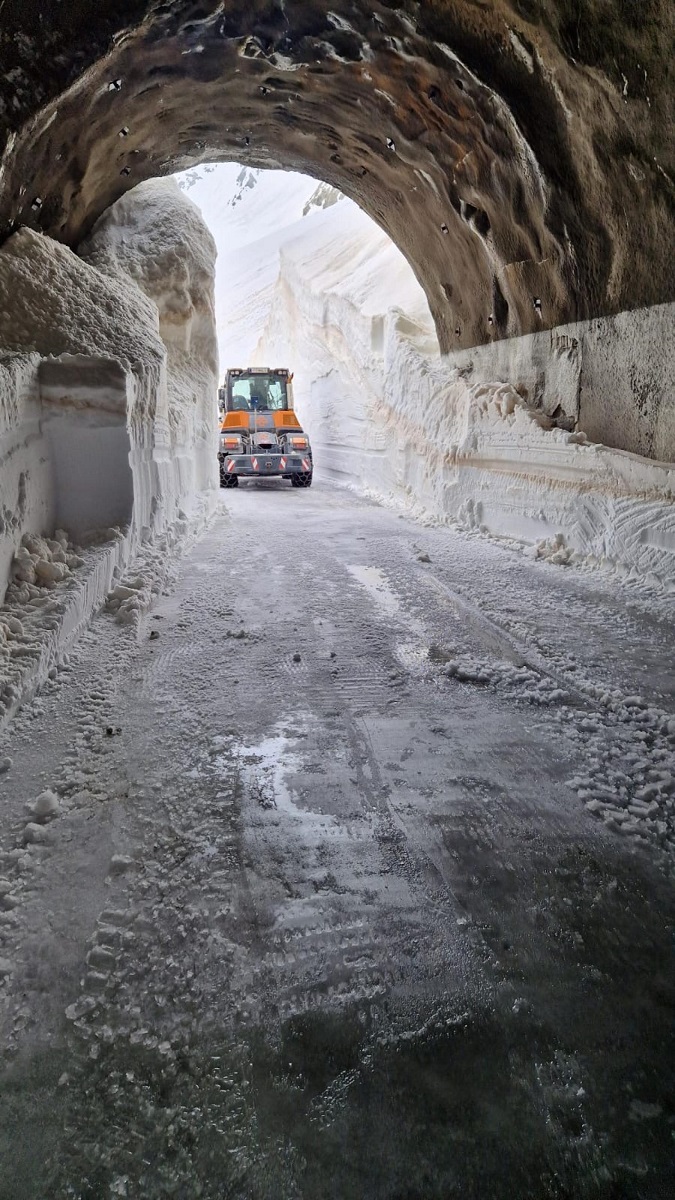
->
[1,8,675,1181]
[0,1,673,619]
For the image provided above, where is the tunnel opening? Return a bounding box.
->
[0,156,446,714]
[172,159,441,498]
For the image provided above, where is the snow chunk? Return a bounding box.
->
[0,226,162,370]
[22,821,52,845]
[109,855,134,875]
[28,789,61,821]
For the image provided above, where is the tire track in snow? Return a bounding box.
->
[1,485,674,1196]
[414,565,594,708]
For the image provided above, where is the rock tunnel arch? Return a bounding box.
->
[0,0,673,362]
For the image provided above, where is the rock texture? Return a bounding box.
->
[0,1,673,355]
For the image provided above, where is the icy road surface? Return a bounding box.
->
[0,482,674,1199]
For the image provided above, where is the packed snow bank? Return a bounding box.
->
[194,174,674,589]
[374,337,675,588]
[0,506,215,731]
[175,165,391,369]
[433,304,675,463]
[80,178,218,501]
[0,528,128,730]
[0,179,219,720]
[0,353,47,594]
[0,227,162,603]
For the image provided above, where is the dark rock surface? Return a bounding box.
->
[0,1,673,352]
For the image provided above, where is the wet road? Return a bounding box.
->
[0,481,674,1198]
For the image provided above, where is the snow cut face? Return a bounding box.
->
[210,161,673,583]
[0,177,219,627]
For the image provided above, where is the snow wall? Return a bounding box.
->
[187,167,673,589]
[0,179,218,608]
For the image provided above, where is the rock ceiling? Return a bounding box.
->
[0,1,672,352]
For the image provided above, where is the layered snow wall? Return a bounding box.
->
[0,179,218,719]
[185,168,674,588]
[80,179,218,512]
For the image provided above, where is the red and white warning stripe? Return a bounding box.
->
[251,457,259,471]
[301,458,310,472]
[280,457,286,470]
[227,458,236,473]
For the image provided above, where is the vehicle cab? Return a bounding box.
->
[218,368,313,489]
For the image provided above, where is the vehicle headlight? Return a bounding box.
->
[289,436,309,449]
[221,434,243,452]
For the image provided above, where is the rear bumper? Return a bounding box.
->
[219,453,312,477]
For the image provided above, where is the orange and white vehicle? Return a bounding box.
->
[217,368,313,489]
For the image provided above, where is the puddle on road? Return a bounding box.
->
[236,732,303,817]
[394,640,430,672]
[347,565,401,619]
[216,720,342,836]
[347,565,429,674]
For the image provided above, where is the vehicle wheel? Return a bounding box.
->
[220,471,239,488]
[291,471,312,488]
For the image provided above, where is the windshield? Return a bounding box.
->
[228,374,288,412]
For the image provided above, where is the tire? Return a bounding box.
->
[220,471,239,488]
[291,471,312,488]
